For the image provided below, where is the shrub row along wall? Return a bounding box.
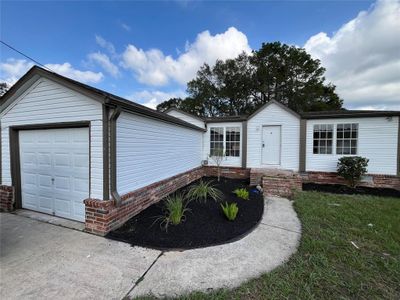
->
[0,185,14,212]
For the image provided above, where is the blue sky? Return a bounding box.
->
[1,0,399,110]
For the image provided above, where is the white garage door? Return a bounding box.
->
[19,127,89,222]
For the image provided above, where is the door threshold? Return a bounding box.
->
[13,209,85,232]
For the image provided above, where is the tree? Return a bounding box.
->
[157,42,343,116]
[250,42,342,112]
[0,82,10,97]
[209,148,225,182]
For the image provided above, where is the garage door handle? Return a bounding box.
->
[51,178,55,184]
[262,143,265,148]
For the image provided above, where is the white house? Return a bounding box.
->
[1,66,399,235]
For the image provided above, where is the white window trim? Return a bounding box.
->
[336,123,359,155]
[209,126,242,159]
[312,123,359,156]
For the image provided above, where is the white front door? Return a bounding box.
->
[19,127,89,222]
[262,125,281,165]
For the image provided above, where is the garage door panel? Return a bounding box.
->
[39,196,53,211]
[54,176,71,191]
[74,178,89,193]
[19,128,89,222]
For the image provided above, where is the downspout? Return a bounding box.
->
[109,106,122,206]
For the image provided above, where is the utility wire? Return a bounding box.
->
[0,40,54,72]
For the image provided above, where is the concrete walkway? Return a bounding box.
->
[0,197,300,300]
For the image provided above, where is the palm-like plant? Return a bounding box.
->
[187,180,223,203]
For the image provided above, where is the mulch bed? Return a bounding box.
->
[303,182,400,198]
[107,176,264,250]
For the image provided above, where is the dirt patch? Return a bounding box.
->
[303,183,400,198]
[107,177,264,250]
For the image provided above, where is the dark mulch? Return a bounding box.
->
[107,176,264,250]
[303,182,400,198]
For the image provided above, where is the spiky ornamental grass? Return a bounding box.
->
[154,192,190,231]
[220,202,239,221]
[187,180,223,203]
[233,188,249,200]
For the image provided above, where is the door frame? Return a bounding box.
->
[9,121,91,209]
[261,125,282,166]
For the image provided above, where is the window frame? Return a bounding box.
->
[336,123,358,155]
[312,124,334,155]
[209,125,241,158]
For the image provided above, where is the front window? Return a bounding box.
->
[313,124,333,154]
[336,123,358,155]
[210,127,224,156]
[225,127,240,157]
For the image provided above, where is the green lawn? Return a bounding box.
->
[137,191,400,300]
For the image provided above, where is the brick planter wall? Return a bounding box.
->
[84,166,251,235]
[303,171,400,191]
[84,167,205,235]
[262,172,302,198]
[204,166,250,179]
[0,185,15,212]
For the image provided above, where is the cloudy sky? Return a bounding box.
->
[1,0,399,110]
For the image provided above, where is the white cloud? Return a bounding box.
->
[45,63,104,83]
[304,0,400,110]
[120,22,131,32]
[121,27,252,86]
[0,59,104,86]
[95,35,116,56]
[127,89,187,109]
[0,59,34,85]
[87,52,120,77]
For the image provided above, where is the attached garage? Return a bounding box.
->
[0,66,204,231]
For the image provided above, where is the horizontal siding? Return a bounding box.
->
[116,111,202,194]
[203,122,243,167]
[166,110,205,129]
[1,77,104,199]
[247,103,300,170]
[306,116,399,175]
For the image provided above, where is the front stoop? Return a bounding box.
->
[259,170,302,198]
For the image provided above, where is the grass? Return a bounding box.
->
[136,191,400,299]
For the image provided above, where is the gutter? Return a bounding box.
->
[109,105,122,206]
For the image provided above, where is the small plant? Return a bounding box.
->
[337,156,369,188]
[155,193,190,231]
[209,147,225,181]
[220,202,239,221]
[187,180,223,203]
[234,188,249,200]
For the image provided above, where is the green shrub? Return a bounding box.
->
[337,156,369,188]
[187,180,223,203]
[233,188,249,200]
[156,193,190,231]
[221,202,239,221]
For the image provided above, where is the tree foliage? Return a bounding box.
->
[0,82,10,97]
[157,42,343,116]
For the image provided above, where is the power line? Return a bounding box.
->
[0,40,54,72]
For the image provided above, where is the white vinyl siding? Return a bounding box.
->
[1,77,104,199]
[116,111,202,195]
[203,122,243,167]
[247,103,300,171]
[166,109,205,129]
[306,117,399,175]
